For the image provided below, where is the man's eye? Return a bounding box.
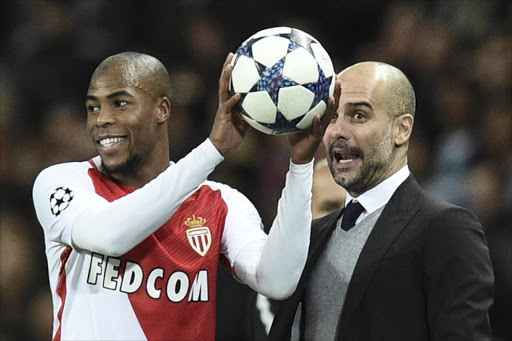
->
[115,100,128,108]
[87,105,99,113]
[354,112,366,120]
[330,113,339,121]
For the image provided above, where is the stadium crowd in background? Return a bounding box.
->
[1,1,511,340]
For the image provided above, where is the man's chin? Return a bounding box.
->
[100,158,125,173]
[333,169,353,184]
[100,162,123,180]
[100,155,142,179]
[334,173,361,192]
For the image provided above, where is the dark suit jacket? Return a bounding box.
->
[269,175,494,341]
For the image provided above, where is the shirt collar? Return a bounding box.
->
[345,165,410,215]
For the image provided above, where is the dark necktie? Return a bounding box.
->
[341,201,365,231]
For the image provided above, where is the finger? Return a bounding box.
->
[320,80,341,129]
[221,52,234,74]
[217,93,241,121]
[333,79,342,106]
[326,80,341,113]
[218,53,235,101]
[311,114,323,138]
[218,53,232,86]
[320,99,335,129]
[225,93,241,111]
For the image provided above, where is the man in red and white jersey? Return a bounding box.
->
[32,51,340,340]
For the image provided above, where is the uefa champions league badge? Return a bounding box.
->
[185,215,212,257]
[49,186,74,216]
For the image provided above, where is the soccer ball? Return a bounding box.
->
[229,26,335,135]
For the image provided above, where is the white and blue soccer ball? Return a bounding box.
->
[229,26,335,135]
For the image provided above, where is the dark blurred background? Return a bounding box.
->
[0,0,510,340]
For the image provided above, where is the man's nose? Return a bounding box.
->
[327,112,349,141]
[95,107,115,126]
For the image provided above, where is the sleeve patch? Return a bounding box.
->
[50,186,74,216]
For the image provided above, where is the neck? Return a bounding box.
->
[102,140,170,189]
[117,164,169,189]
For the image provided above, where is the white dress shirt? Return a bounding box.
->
[344,165,411,223]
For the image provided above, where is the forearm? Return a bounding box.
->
[72,139,224,256]
[235,159,313,299]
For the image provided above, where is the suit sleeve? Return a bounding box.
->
[424,206,494,340]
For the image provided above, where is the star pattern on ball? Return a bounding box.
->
[49,186,74,217]
[229,26,334,135]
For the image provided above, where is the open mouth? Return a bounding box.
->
[334,148,360,164]
[98,137,125,148]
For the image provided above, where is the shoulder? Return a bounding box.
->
[33,160,95,191]
[35,159,93,178]
[391,176,482,236]
[32,160,97,236]
[419,188,477,221]
[413,187,485,243]
[395,175,477,222]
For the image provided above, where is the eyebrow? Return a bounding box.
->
[86,90,134,101]
[346,101,373,110]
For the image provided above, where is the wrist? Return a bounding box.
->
[206,138,226,159]
[290,157,314,168]
[291,154,314,165]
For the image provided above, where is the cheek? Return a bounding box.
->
[322,135,328,147]
[86,120,94,135]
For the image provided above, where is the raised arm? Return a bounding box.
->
[232,81,341,298]
[34,54,250,257]
[33,139,224,256]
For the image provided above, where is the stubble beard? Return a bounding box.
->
[100,154,143,182]
[329,128,394,195]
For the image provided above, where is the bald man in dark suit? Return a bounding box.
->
[269,61,494,341]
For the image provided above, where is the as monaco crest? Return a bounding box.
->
[185,215,211,257]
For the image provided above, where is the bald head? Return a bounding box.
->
[91,52,172,100]
[339,61,416,118]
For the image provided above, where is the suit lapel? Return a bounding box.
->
[339,175,422,326]
[297,209,343,294]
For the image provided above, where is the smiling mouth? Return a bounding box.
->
[99,137,125,148]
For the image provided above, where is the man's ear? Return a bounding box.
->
[156,96,171,123]
[394,113,414,146]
